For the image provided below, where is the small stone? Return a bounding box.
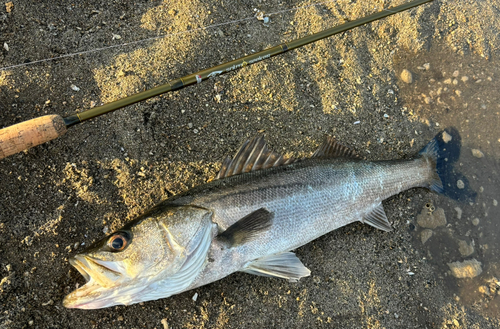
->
[161,318,169,329]
[112,34,121,40]
[444,78,452,84]
[3,42,8,51]
[5,2,13,13]
[117,316,124,321]
[479,186,484,193]
[424,97,432,104]
[453,319,460,327]
[493,199,498,206]
[457,180,465,189]
[423,63,430,70]
[70,84,80,92]
[472,218,480,226]
[452,70,459,77]
[417,206,446,229]
[448,259,482,278]
[442,131,452,143]
[394,313,399,319]
[455,90,462,97]
[471,149,484,158]
[461,76,469,82]
[192,292,198,301]
[453,79,458,85]
[454,207,462,219]
[400,69,413,84]
[421,229,433,244]
[458,240,474,257]
[478,286,489,294]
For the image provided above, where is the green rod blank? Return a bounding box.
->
[64,0,433,127]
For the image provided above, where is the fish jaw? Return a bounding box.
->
[63,255,149,309]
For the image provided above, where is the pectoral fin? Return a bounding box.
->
[362,203,393,232]
[218,208,273,247]
[242,252,311,282]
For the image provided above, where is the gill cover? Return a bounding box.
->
[63,205,214,309]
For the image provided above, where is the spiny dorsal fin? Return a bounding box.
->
[216,136,297,179]
[218,208,273,247]
[312,136,358,158]
[242,252,311,282]
[362,203,393,232]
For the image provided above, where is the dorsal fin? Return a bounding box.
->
[216,136,297,179]
[312,136,358,158]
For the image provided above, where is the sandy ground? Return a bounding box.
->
[1,0,500,328]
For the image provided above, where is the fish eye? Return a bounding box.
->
[108,233,129,251]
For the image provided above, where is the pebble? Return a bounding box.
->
[461,76,469,82]
[448,259,482,278]
[452,70,459,77]
[456,180,465,189]
[192,292,198,301]
[400,69,413,83]
[3,42,8,51]
[70,84,80,92]
[421,229,433,244]
[458,240,474,257]
[442,131,452,143]
[454,207,462,219]
[161,318,169,329]
[471,149,484,158]
[5,2,13,13]
[417,206,446,229]
[472,218,480,226]
[444,78,452,84]
[423,63,430,70]
[494,199,498,206]
[455,90,462,97]
[478,286,489,295]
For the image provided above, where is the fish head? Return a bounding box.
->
[63,205,214,309]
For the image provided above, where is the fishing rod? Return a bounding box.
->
[0,0,433,160]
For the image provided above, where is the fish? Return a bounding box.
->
[63,132,450,309]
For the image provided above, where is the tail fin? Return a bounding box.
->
[419,137,444,193]
[419,128,476,202]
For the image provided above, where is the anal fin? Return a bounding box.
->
[362,203,393,232]
[218,208,273,247]
[242,252,311,282]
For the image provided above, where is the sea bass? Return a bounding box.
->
[63,133,447,309]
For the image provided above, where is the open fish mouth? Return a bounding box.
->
[63,255,123,309]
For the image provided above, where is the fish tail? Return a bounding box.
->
[419,128,476,202]
[418,134,445,194]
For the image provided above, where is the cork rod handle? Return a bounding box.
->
[0,115,67,160]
